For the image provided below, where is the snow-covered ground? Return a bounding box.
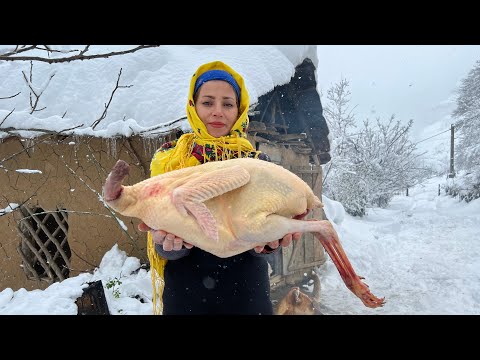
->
[318,175,480,315]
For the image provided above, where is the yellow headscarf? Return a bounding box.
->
[147,60,262,314]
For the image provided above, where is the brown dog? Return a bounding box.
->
[276,270,321,315]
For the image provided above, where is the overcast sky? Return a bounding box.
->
[316,45,480,141]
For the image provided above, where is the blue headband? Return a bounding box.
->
[193,70,241,101]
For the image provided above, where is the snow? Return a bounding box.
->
[1,45,479,315]
[0,45,315,139]
[1,177,478,315]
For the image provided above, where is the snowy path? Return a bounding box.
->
[318,176,480,315]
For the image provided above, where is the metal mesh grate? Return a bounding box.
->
[16,205,71,284]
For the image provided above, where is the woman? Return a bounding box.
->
[139,60,301,315]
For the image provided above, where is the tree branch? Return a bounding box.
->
[91,68,132,130]
[21,62,56,114]
[137,116,187,135]
[0,172,50,218]
[0,45,160,63]
[0,45,37,57]
[0,92,21,100]
[0,108,15,127]
[58,155,141,254]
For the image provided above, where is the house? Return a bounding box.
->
[0,45,331,293]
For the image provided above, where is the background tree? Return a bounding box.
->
[452,59,480,172]
[322,78,367,216]
[351,116,430,208]
[323,79,431,216]
[448,59,480,201]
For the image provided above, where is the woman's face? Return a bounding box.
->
[194,80,239,138]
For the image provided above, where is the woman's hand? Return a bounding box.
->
[253,232,302,253]
[138,222,194,251]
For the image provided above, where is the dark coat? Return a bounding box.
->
[158,245,275,315]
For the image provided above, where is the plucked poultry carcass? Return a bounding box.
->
[103,157,385,308]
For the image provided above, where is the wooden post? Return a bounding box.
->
[448,124,455,178]
[76,280,110,315]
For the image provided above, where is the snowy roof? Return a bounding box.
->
[0,45,318,139]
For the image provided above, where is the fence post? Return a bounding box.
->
[448,124,455,178]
